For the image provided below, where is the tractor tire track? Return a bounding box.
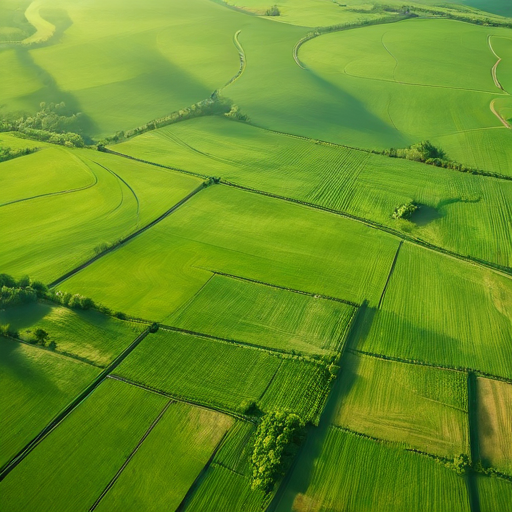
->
[222,30,246,88]
[490,98,511,129]
[0,167,98,208]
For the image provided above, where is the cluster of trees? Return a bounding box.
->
[382,140,445,162]
[224,104,249,122]
[0,145,38,163]
[0,274,47,308]
[0,273,127,319]
[265,5,280,16]
[0,102,85,147]
[392,202,418,220]
[251,411,305,492]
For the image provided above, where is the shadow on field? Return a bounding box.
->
[14,48,100,141]
[269,301,375,512]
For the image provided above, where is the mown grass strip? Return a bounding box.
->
[0,327,150,481]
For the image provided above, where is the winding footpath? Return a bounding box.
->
[488,35,511,129]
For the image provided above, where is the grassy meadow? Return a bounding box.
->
[0,302,143,366]
[0,337,98,468]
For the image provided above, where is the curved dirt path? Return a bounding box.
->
[487,35,511,129]
[490,98,511,129]
[222,30,246,89]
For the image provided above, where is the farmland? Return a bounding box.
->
[1,0,511,510]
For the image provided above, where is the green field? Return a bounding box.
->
[115,329,332,422]
[96,401,233,512]
[291,427,470,512]
[477,377,512,475]
[0,336,98,468]
[0,302,143,366]
[0,145,202,282]
[331,353,469,458]
[2,0,512,509]
[167,274,355,355]
[59,185,398,319]
[0,378,167,512]
[358,243,512,379]
[115,116,512,267]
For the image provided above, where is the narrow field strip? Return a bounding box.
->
[348,348,512,386]
[88,399,174,511]
[0,328,150,481]
[378,240,403,309]
[108,375,254,423]
[48,183,206,288]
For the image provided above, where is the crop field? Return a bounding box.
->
[116,116,512,267]
[358,243,512,380]
[0,336,98,468]
[291,427,470,512]
[59,185,398,319]
[0,302,143,366]
[167,274,355,356]
[115,329,332,423]
[95,401,234,512]
[2,0,512,510]
[0,378,168,512]
[477,377,512,475]
[331,353,469,458]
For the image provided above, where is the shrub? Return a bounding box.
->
[392,202,418,220]
[265,5,280,16]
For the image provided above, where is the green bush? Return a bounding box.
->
[392,202,418,220]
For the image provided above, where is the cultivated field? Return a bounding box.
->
[1,0,511,510]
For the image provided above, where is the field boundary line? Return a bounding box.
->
[219,181,512,279]
[101,148,209,179]
[197,269,361,307]
[108,374,256,423]
[88,399,174,511]
[47,183,206,288]
[378,240,403,309]
[175,430,231,512]
[158,324,327,364]
[348,348,512,385]
[0,328,151,481]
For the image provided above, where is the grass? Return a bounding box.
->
[115,329,332,422]
[477,475,512,512]
[0,146,202,282]
[214,420,256,477]
[115,116,512,267]
[292,427,470,512]
[0,302,144,366]
[0,378,167,512]
[331,352,469,458]
[167,274,355,356]
[0,336,99,468]
[477,377,512,475]
[96,401,234,512]
[60,185,398,320]
[358,243,512,380]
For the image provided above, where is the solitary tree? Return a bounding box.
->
[34,329,49,346]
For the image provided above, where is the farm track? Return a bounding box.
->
[347,348,512,385]
[0,328,151,481]
[47,183,206,288]
[378,241,402,309]
[222,30,246,89]
[0,167,98,208]
[93,162,140,220]
[487,36,511,130]
[108,374,255,423]
[88,399,174,511]
[490,99,511,129]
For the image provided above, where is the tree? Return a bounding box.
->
[34,329,49,346]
